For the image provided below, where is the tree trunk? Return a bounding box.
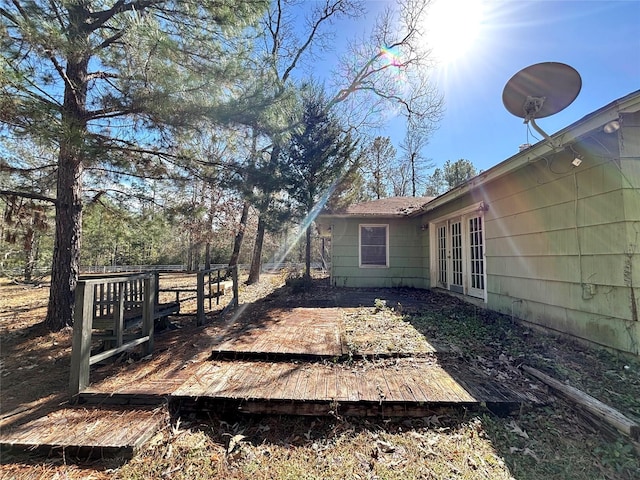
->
[247,215,266,284]
[187,235,193,271]
[411,152,417,197]
[305,224,312,279]
[45,14,89,331]
[45,142,84,330]
[227,201,250,276]
[23,216,36,283]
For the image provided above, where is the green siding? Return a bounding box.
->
[480,139,639,355]
[487,254,629,287]
[489,292,640,354]
[330,217,428,288]
[486,224,629,256]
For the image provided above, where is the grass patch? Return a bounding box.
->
[342,306,437,356]
[113,414,518,480]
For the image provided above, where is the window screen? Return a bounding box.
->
[360,225,388,267]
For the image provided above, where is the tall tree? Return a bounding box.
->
[239,0,445,282]
[281,90,357,278]
[1,1,267,330]
[362,136,396,199]
[399,118,434,196]
[424,159,478,196]
[442,158,478,189]
[242,0,364,284]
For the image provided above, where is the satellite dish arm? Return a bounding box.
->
[523,96,560,149]
[529,117,560,149]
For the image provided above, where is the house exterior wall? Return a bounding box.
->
[323,101,640,355]
[479,121,639,355]
[329,216,429,288]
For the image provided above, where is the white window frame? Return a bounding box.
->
[428,203,487,302]
[359,224,389,268]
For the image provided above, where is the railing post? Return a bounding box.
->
[153,271,160,306]
[114,280,125,347]
[197,270,205,325]
[142,274,155,355]
[70,280,95,398]
[216,269,221,306]
[208,271,213,309]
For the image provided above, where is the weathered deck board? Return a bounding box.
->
[213,308,345,358]
[0,407,165,458]
[167,359,528,408]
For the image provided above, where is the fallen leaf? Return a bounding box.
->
[376,439,396,453]
[226,433,246,454]
[507,421,529,439]
[522,447,540,462]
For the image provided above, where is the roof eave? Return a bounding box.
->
[317,213,411,219]
[415,90,640,216]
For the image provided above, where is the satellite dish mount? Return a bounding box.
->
[502,62,582,150]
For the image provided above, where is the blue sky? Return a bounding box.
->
[322,0,640,174]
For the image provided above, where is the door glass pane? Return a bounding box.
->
[469,216,484,290]
[437,225,447,286]
[450,221,463,292]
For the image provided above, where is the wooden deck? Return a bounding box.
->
[1,302,543,457]
[76,306,538,416]
[169,358,531,416]
[77,356,532,417]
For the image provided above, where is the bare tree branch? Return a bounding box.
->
[0,189,57,204]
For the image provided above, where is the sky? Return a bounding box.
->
[319,0,640,173]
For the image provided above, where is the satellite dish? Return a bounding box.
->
[502,62,582,148]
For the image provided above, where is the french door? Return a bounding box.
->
[434,214,485,300]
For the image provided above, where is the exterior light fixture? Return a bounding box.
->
[603,120,620,134]
[571,156,583,167]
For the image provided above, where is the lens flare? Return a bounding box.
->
[380,45,402,67]
[424,0,485,64]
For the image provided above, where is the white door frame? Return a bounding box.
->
[428,203,487,302]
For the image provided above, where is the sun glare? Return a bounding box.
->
[424,0,485,64]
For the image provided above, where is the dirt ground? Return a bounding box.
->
[1,272,639,479]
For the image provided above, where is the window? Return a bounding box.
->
[359,225,388,267]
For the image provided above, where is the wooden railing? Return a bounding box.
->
[69,267,239,396]
[197,266,239,325]
[69,273,157,397]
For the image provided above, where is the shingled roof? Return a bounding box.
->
[328,196,434,217]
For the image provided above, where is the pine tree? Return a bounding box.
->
[1,1,267,330]
[281,90,358,277]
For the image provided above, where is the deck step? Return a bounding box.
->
[80,359,540,417]
[0,406,166,459]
